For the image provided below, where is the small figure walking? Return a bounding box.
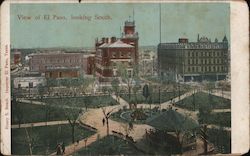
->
[102,118,105,126]
[61,142,65,154]
[56,143,62,155]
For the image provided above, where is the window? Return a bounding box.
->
[121,52,124,57]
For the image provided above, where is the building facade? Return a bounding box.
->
[82,54,96,75]
[95,19,139,82]
[29,52,96,78]
[44,67,80,79]
[158,35,229,82]
[13,77,46,88]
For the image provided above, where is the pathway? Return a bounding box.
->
[50,94,152,155]
[207,124,231,131]
[26,89,230,155]
[11,120,69,129]
[16,98,89,110]
[202,90,231,100]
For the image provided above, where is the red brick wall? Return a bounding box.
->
[45,70,80,78]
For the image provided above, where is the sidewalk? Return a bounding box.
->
[11,120,69,129]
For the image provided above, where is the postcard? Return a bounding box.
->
[0,0,249,155]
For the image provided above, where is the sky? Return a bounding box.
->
[10,3,230,48]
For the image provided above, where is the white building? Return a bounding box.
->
[13,77,45,88]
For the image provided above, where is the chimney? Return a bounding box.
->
[179,38,188,43]
[105,38,109,43]
[102,37,105,43]
[111,37,116,43]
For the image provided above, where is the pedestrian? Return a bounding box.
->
[102,118,105,126]
[56,144,62,155]
[61,142,65,154]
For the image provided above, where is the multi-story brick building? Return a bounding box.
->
[29,52,95,78]
[82,54,95,75]
[13,51,21,65]
[95,19,139,82]
[158,35,229,82]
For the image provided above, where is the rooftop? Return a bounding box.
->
[99,40,134,48]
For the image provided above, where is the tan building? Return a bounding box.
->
[158,35,229,82]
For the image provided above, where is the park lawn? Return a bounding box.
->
[201,112,231,127]
[11,102,79,125]
[74,135,143,155]
[120,91,185,104]
[12,124,95,155]
[207,128,231,154]
[175,92,231,111]
[41,95,118,108]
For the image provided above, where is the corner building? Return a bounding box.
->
[158,35,229,82]
[95,19,139,82]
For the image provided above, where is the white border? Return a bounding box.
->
[231,0,249,154]
[1,1,11,155]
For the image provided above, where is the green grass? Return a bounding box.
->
[12,102,78,125]
[200,112,231,127]
[74,135,143,155]
[175,92,231,111]
[120,91,185,104]
[207,128,231,154]
[41,95,118,108]
[12,124,95,155]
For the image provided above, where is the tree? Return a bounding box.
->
[121,122,134,137]
[24,127,39,155]
[142,84,150,101]
[102,107,115,135]
[132,80,141,108]
[197,100,212,154]
[117,62,139,101]
[198,101,212,125]
[111,78,120,102]
[62,98,82,143]
[102,86,109,95]
[12,96,24,128]
[37,84,50,125]
[46,78,58,95]
[173,114,197,153]
[198,125,208,154]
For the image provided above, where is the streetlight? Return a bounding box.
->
[158,86,161,111]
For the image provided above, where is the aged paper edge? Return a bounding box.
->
[0,0,249,155]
